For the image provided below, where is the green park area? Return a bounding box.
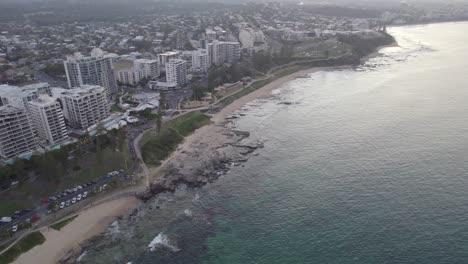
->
[140,111,211,166]
[0,129,132,216]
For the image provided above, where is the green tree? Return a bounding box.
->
[156,109,163,133]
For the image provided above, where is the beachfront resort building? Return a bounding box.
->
[28,95,68,146]
[0,83,52,113]
[59,85,110,129]
[0,105,37,160]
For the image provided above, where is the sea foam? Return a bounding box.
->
[148,232,180,252]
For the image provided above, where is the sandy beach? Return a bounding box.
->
[12,64,351,264]
[13,197,140,264]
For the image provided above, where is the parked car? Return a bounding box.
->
[66,200,71,207]
[50,196,58,201]
[77,194,82,201]
[21,208,33,214]
[60,202,65,209]
[72,197,76,204]
[31,215,40,223]
[11,224,18,232]
[10,181,19,186]
[83,191,88,198]
[0,217,12,223]
[77,186,83,190]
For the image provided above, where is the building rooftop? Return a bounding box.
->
[114,59,134,71]
[29,94,57,107]
[159,51,180,56]
[0,83,50,98]
[0,105,24,114]
[134,58,158,64]
[167,59,186,65]
[60,85,106,99]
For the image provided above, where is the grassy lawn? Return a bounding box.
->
[0,142,132,212]
[0,201,31,217]
[167,111,211,136]
[140,111,211,166]
[50,215,78,231]
[111,104,125,113]
[0,232,45,264]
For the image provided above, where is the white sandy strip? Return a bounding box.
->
[14,197,140,264]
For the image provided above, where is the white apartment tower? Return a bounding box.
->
[28,95,68,146]
[0,105,37,160]
[158,51,181,68]
[133,59,160,79]
[64,48,118,95]
[165,59,187,87]
[191,49,210,73]
[208,41,241,66]
[0,83,52,113]
[60,85,110,129]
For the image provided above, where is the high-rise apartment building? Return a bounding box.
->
[64,48,118,95]
[0,83,52,113]
[191,49,210,73]
[165,59,187,87]
[133,59,160,79]
[28,95,68,146]
[208,41,241,66]
[158,51,181,68]
[0,105,37,160]
[60,85,110,129]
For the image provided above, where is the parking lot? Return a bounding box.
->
[0,169,130,236]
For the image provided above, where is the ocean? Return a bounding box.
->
[80,22,468,264]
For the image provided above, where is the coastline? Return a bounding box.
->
[12,197,141,264]
[12,43,392,264]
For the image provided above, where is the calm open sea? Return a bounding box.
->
[81,22,468,264]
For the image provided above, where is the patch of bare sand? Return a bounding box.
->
[14,197,140,264]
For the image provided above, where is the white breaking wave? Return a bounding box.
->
[148,232,180,252]
[192,193,200,202]
[184,209,193,217]
[109,220,121,235]
[76,251,87,262]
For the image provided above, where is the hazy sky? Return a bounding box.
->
[1,0,468,4]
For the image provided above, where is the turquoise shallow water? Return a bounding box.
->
[81,22,468,264]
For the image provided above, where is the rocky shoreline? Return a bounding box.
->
[138,120,264,202]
